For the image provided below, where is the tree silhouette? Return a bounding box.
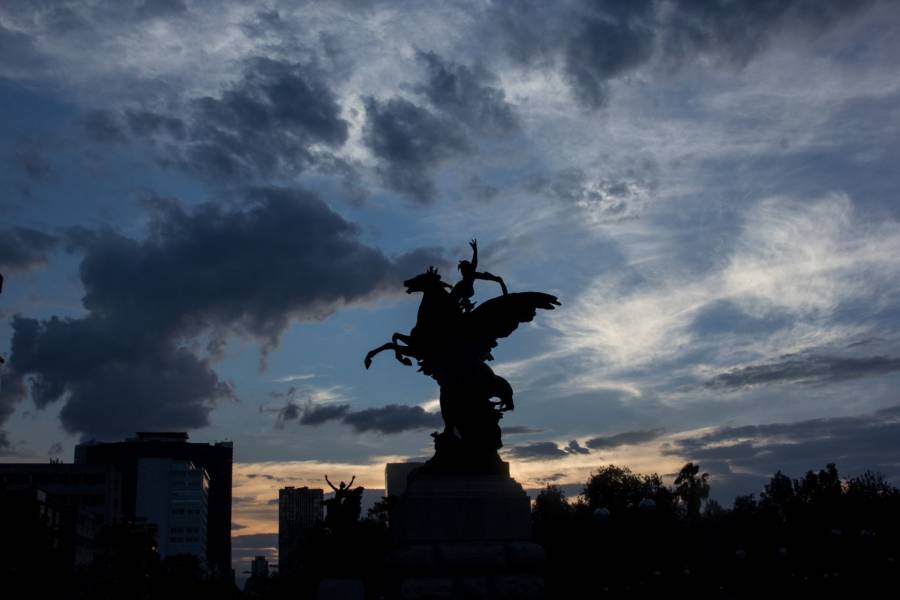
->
[674,462,710,519]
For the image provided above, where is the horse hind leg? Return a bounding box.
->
[390,333,415,365]
[364,343,396,369]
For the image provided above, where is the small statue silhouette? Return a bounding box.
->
[450,239,508,312]
[324,475,364,529]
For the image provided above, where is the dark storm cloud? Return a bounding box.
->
[563,4,656,108]
[362,96,470,203]
[491,0,877,109]
[664,405,900,494]
[289,401,440,434]
[415,51,518,133]
[67,187,440,345]
[342,404,442,434]
[84,57,349,182]
[506,441,568,461]
[299,403,351,426]
[268,399,307,429]
[0,227,59,272]
[173,57,349,180]
[585,429,665,450]
[0,188,445,440]
[362,51,519,203]
[0,315,234,440]
[564,439,591,455]
[704,354,900,390]
[503,426,544,435]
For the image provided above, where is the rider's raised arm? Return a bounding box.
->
[469,238,478,271]
[475,271,508,295]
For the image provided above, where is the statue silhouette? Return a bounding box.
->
[365,240,559,473]
[450,239,508,312]
[324,475,364,528]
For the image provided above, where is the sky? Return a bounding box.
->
[3,0,900,574]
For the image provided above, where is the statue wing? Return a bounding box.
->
[466,292,560,352]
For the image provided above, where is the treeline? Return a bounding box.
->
[534,463,900,598]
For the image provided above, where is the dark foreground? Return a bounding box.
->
[2,462,897,599]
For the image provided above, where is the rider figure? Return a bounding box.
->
[451,239,507,312]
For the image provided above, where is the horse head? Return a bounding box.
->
[404,266,452,295]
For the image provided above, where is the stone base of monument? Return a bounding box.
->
[386,464,545,599]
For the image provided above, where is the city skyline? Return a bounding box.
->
[3,0,900,572]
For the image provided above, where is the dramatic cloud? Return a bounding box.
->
[83,57,349,182]
[415,51,518,133]
[289,401,440,435]
[298,403,351,426]
[0,227,58,272]
[705,353,900,389]
[586,429,666,450]
[68,187,440,345]
[362,96,469,203]
[342,404,442,434]
[504,426,545,435]
[360,51,519,203]
[0,188,444,439]
[171,57,349,180]
[506,441,568,461]
[564,439,591,455]
[0,315,233,440]
[492,0,878,108]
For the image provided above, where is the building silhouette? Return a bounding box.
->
[251,555,269,578]
[75,432,233,577]
[135,458,209,567]
[0,463,122,527]
[278,486,323,576]
[385,462,424,498]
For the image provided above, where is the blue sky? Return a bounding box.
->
[3,1,900,557]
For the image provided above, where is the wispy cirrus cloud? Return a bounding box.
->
[548,193,900,385]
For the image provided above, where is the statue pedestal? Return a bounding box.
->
[386,465,545,599]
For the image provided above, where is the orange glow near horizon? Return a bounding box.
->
[231,433,702,536]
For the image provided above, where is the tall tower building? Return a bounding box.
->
[278,486,323,577]
[135,459,209,566]
[75,432,233,578]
